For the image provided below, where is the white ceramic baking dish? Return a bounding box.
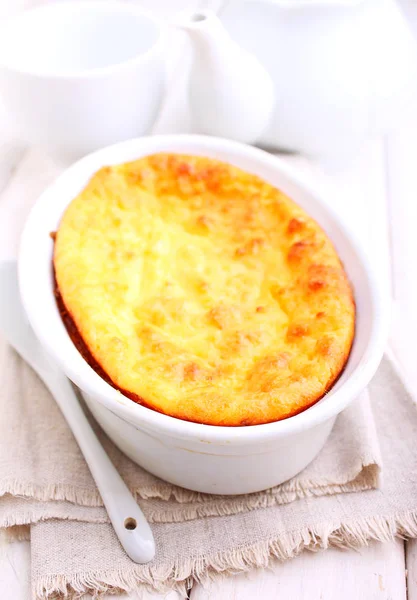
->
[18,135,389,495]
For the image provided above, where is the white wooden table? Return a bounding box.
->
[1,1,417,598]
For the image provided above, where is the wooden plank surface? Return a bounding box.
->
[191,542,406,600]
[407,540,417,600]
[0,0,416,599]
[385,124,417,399]
[0,539,186,600]
[383,95,417,600]
[0,539,31,600]
[382,4,417,596]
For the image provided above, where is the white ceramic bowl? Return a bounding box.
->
[19,135,388,495]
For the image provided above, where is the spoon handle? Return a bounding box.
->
[43,368,155,564]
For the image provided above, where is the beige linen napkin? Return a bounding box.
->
[1,334,417,598]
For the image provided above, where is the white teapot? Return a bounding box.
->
[182,0,417,161]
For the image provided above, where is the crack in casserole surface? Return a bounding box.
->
[54,153,355,426]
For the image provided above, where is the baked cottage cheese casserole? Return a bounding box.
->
[54,153,355,426]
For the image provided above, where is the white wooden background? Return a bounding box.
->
[1,0,417,598]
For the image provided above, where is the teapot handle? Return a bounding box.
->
[172,9,275,145]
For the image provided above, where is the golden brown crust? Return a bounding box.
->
[54,274,166,413]
[54,153,355,426]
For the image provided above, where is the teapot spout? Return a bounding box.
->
[174,10,235,51]
[174,10,275,145]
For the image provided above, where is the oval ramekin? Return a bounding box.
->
[18,135,389,494]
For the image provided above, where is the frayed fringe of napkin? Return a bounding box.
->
[34,510,417,600]
[0,463,380,526]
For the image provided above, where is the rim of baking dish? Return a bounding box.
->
[18,134,389,444]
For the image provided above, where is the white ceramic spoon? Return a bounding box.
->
[0,261,155,564]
